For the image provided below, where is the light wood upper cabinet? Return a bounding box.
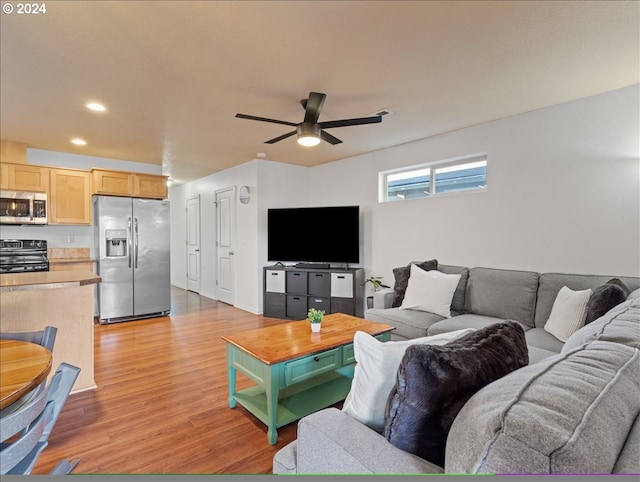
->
[91,169,167,199]
[0,163,8,190]
[49,168,92,225]
[91,169,134,196]
[0,140,28,164]
[1,163,49,192]
[133,173,168,199]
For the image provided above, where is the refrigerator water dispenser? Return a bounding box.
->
[105,229,127,257]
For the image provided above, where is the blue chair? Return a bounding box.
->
[0,326,57,352]
[0,362,81,475]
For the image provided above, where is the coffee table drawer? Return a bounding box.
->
[285,348,341,386]
[342,343,355,365]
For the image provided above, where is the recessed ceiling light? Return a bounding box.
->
[86,102,106,112]
[71,138,87,146]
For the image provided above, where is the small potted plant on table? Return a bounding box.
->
[307,308,325,333]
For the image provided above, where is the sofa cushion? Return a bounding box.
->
[273,440,298,474]
[399,264,461,318]
[525,327,565,353]
[445,341,640,474]
[365,307,446,340]
[295,408,444,474]
[391,259,438,308]
[543,286,592,342]
[428,313,528,336]
[527,345,560,364]
[613,412,640,474]
[534,273,640,329]
[341,329,474,432]
[585,278,630,325]
[384,321,528,467]
[437,265,469,314]
[464,267,539,327]
[562,298,640,353]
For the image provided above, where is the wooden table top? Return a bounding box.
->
[221,313,394,365]
[0,339,53,410]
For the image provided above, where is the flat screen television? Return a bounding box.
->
[267,205,359,264]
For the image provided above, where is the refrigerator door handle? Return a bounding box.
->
[128,217,132,269]
[134,217,139,269]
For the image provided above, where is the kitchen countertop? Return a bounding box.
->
[0,270,101,291]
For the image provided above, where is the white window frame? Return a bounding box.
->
[379,154,487,202]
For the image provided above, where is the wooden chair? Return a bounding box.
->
[0,362,80,475]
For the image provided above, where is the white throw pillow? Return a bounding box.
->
[544,285,592,342]
[399,264,461,318]
[341,328,474,432]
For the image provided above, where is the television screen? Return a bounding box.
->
[267,205,359,264]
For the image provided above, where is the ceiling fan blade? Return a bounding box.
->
[265,130,297,144]
[235,113,298,127]
[303,92,326,124]
[319,115,382,129]
[320,130,342,145]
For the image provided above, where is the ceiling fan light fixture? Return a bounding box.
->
[297,123,321,147]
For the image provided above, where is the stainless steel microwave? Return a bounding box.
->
[0,190,48,224]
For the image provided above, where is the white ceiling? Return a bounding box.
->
[1,1,638,185]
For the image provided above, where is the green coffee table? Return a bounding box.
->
[222,312,393,444]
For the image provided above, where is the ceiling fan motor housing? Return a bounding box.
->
[297,123,321,137]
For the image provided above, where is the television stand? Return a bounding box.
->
[264,265,365,319]
[295,262,330,270]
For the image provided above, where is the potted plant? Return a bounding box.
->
[307,308,325,333]
[362,276,390,292]
[362,276,390,309]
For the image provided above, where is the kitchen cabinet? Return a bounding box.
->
[0,140,28,164]
[91,169,134,196]
[1,162,49,192]
[0,163,7,190]
[91,169,167,199]
[49,168,92,224]
[133,173,168,199]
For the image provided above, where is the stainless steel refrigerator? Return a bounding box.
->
[94,195,171,324]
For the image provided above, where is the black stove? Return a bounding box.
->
[0,239,49,274]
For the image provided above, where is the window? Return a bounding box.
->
[381,155,487,202]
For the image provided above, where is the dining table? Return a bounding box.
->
[0,339,53,411]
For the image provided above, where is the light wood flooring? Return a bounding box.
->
[33,287,322,475]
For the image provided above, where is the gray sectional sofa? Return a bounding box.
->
[273,264,640,474]
[365,264,640,363]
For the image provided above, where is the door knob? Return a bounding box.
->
[229,251,234,255]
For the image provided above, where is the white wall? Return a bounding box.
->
[170,159,309,313]
[309,85,639,289]
[7,86,636,316]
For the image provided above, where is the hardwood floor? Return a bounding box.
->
[33,287,316,475]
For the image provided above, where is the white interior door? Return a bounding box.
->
[186,195,201,293]
[216,187,235,305]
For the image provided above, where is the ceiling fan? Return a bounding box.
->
[235,92,382,146]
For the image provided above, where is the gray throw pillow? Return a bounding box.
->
[585,278,630,324]
[391,259,438,308]
[383,321,529,467]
